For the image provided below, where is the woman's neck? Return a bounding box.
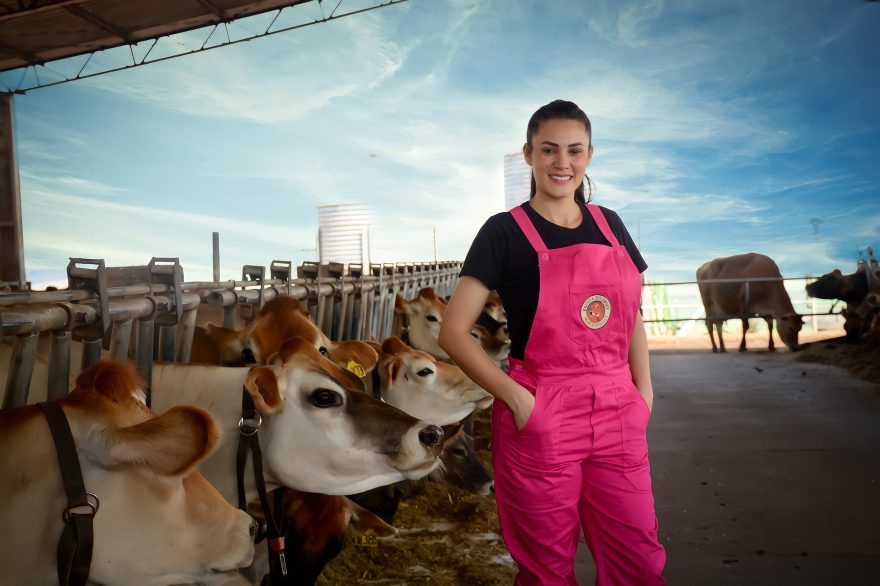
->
[528,195,583,228]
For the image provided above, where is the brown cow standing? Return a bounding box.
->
[696,253,803,352]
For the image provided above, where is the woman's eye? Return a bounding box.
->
[426,315,439,323]
[541,148,553,155]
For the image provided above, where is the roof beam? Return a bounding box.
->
[0,38,36,65]
[0,0,81,23]
[193,0,226,21]
[63,4,133,43]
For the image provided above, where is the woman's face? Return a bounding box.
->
[524,118,592,202]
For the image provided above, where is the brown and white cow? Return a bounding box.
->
[150,337,444,501]
[696,253,803,352]
[394,287,449,360]
[0,360,256,585]
[197,296,378,374]
[370,336,492,426]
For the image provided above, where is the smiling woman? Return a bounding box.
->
[440,99,666,585]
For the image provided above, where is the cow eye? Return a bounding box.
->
[426,315,439,323]
[470,331,480,339]
[310,389,343,408]
[416,368,434,377]
[318,346,329,356]
[451,447,467,458]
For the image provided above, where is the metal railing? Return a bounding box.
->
[1,257,461,408]
[639,276,843,337]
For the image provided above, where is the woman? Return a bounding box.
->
[439,100,666,585]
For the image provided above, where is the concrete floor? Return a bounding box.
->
[574,349,880,585]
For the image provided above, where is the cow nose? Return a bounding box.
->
[418,424,444,447]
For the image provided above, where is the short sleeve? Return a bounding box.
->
[602,208,648,273]
[459,214,508,290]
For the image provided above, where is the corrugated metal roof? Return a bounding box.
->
[0,0,313,73]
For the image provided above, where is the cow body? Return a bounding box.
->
[696,253,803,352]
[0,361,256,585]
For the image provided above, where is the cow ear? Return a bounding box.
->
[394,294,408,315]
[328,341,379,374]
[382,336,409,355]
[384,356,402,386]
[417,287,437,302]
[106,406,219,476]
[245,366,283,414]
[345,497,398,538]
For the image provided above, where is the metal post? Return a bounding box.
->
[109,318,133,361]
[2,333,37,408]
[136,318,154,406]
[47,330,71,401]
[212,232,220,283]
[175,306,198,363]
[80,337,103,372]
[157,325,176,362]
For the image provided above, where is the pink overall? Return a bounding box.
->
[492,204,666,585]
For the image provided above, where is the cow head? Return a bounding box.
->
[0,361,256,585]
[245,489,396,585]
[441,422,494,496]
[484,290,507,323]
[251,337,445,495]
[202,296,379,375]
[470,323,511,365]
[776,313,804,351]
[376,336,492,426]
[806,268,869,304]
[395,287,448,359]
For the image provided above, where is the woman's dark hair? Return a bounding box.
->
[526,99,594,204]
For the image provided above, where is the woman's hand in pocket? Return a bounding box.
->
[508,385,536,431]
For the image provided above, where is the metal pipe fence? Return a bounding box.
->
[640,275,843,337]
[1,257,461,408]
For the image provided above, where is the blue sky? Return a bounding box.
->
[3,0,879,288]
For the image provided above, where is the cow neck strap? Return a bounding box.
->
[38,401,97,586]
[236,383,288,578]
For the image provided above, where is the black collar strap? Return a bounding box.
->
[236,386,288,579]
[370,367,383,400]
[38,401,98,586]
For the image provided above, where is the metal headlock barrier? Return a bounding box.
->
[0,257,462,409]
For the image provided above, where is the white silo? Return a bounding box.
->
[504,151,531,211]
[317,204,372,267]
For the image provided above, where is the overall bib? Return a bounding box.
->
[492,204,666,585]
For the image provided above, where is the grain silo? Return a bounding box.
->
[317,204,372,267]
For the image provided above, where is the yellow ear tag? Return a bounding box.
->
[346,361,366,378]
[356,529,379,548]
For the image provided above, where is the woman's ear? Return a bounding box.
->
[522,142,532,166]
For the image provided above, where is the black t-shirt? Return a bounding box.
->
[460,202,647,360]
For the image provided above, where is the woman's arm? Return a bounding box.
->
[439,276,535,430]
[628,312,654,412]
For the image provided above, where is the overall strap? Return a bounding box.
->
[509,205,548,253]
[586,204,620,247]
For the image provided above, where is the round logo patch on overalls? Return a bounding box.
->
[580,295,611,329]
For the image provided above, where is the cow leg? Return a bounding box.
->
[706,320,718,352]
[765,316,775,352]
[715,321,726,353]
[739,319,748,352]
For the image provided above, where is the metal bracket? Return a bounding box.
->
[67,258,110,338]
[240,265,265,323]
[149,258,184,327]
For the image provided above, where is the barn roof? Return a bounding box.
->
[0,1,337,73]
